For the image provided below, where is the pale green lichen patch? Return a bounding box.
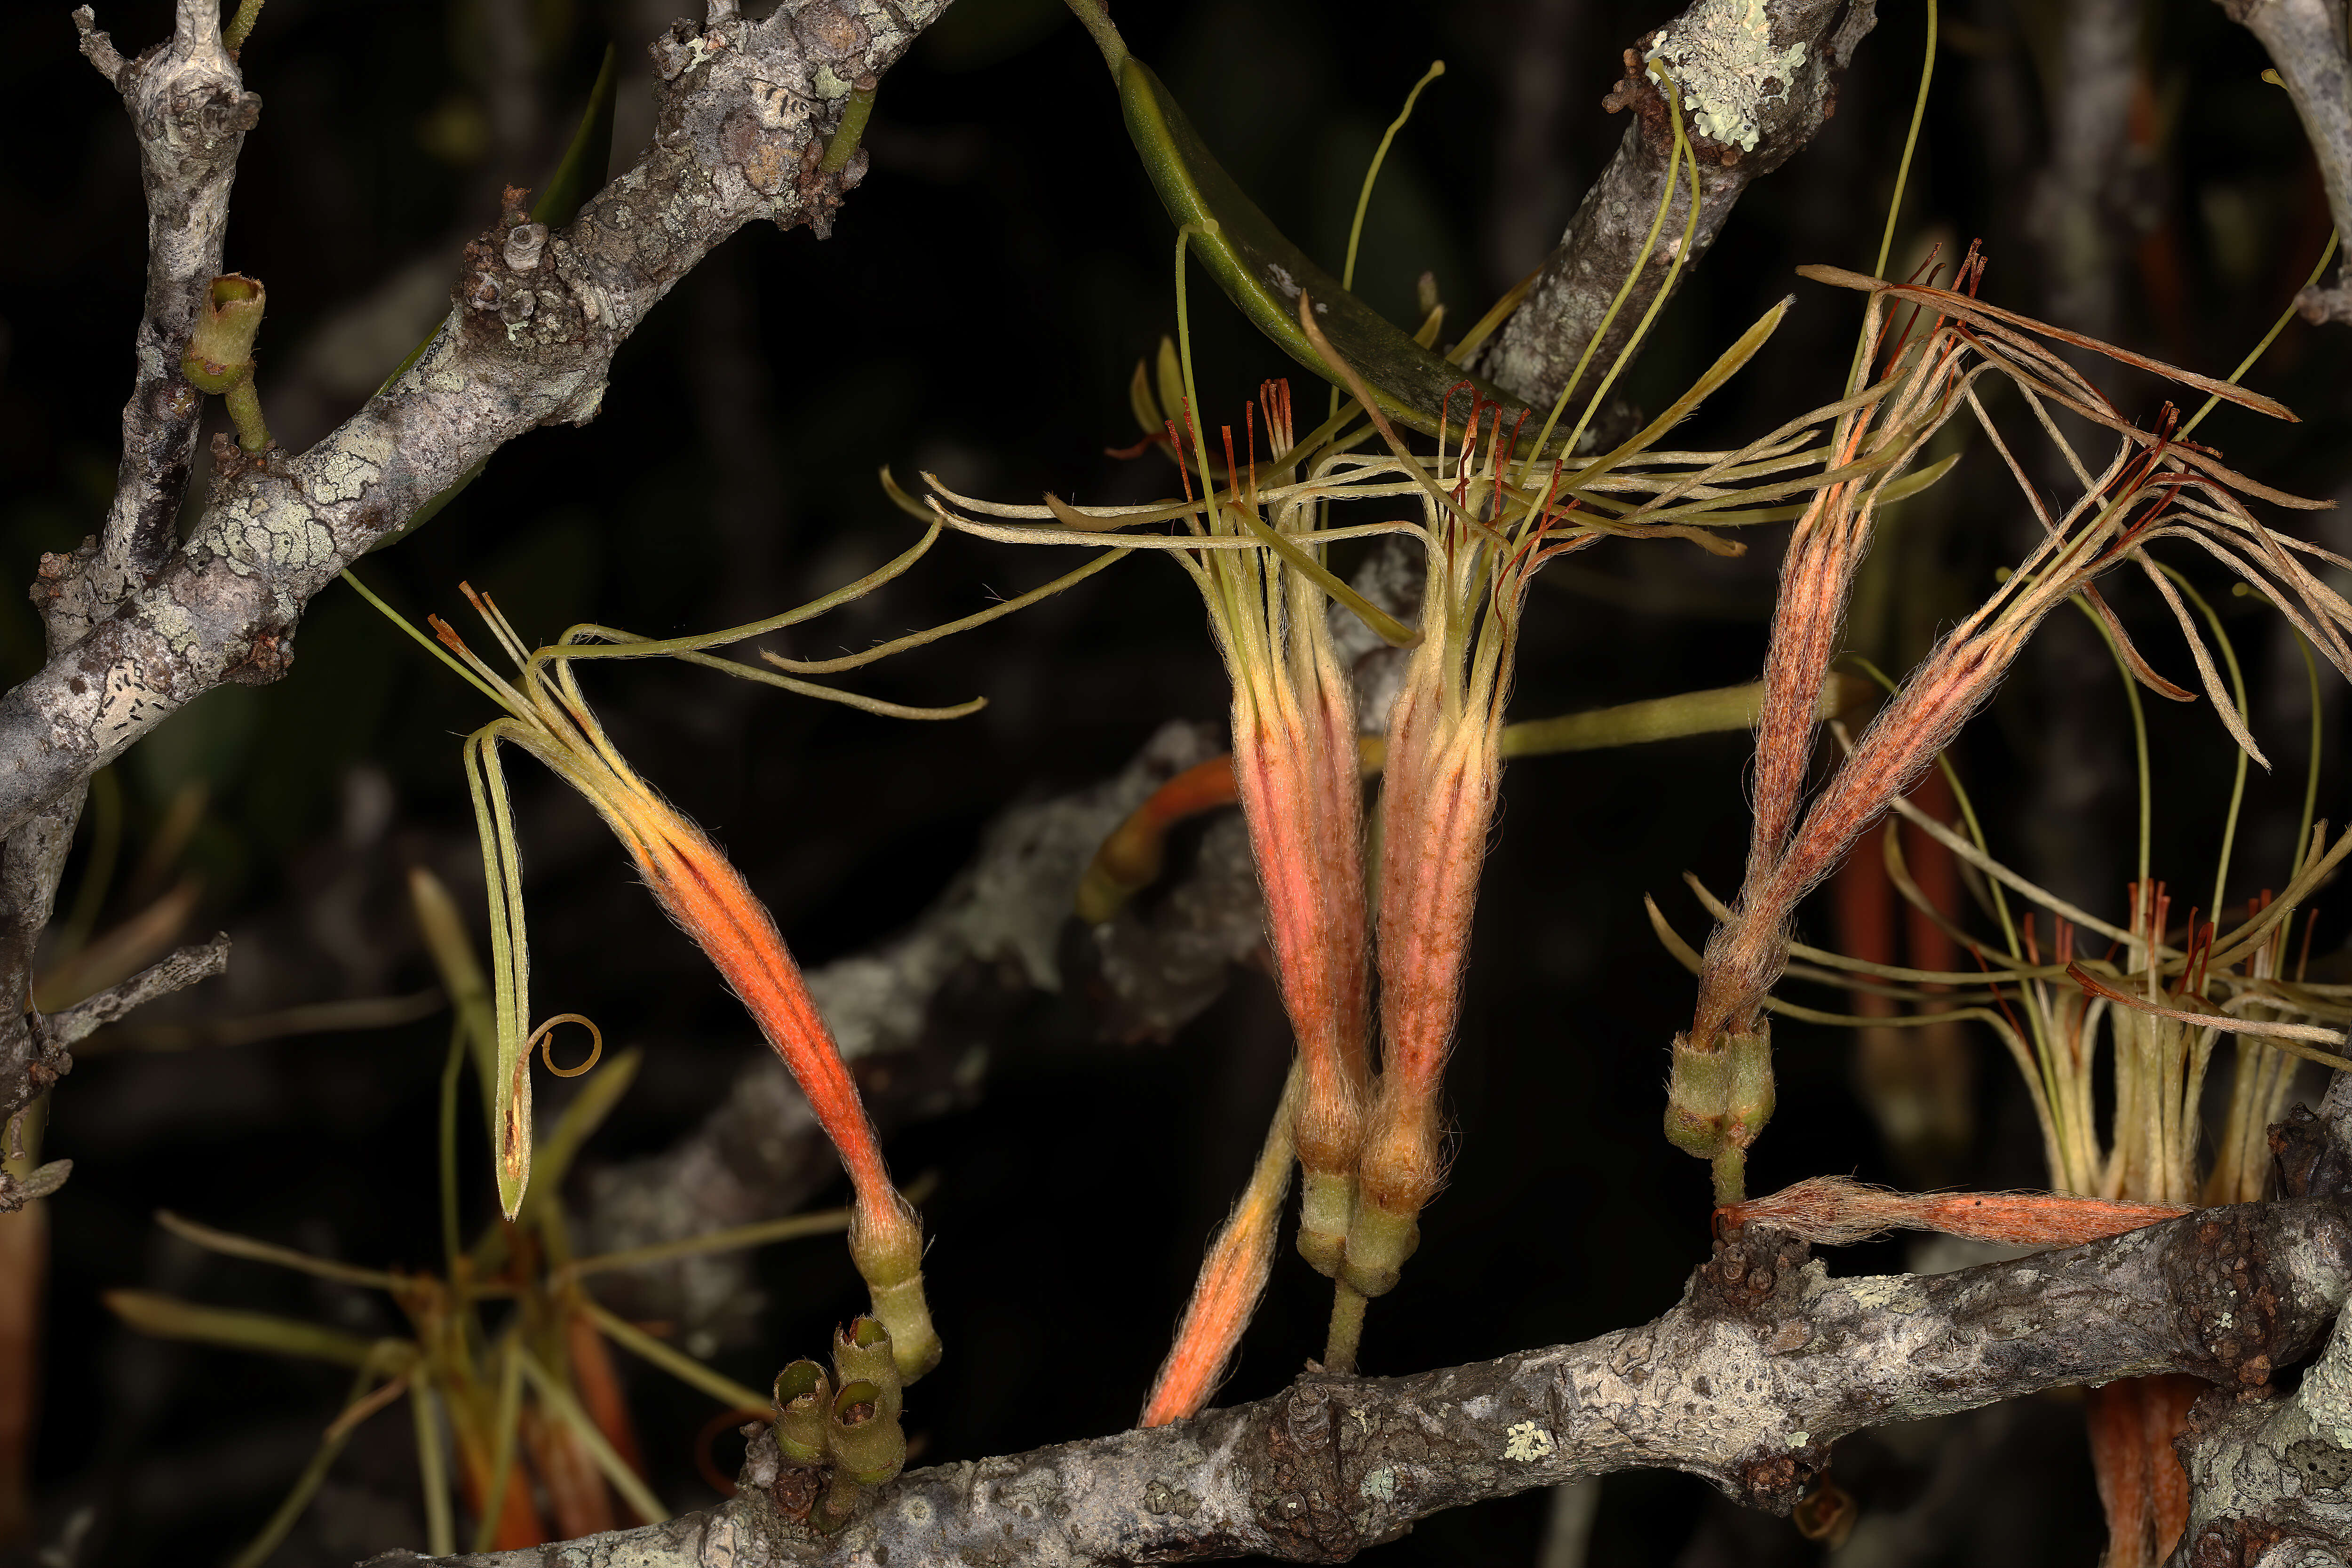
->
[1503,1421,1555,1463]
[233,494,338,575]
[308,425,395,507]
[1827,1274,1927,1316]
[1358,1466,1397,1501]
[1646,0,1807,151]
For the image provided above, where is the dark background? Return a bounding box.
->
[0,0,2343,1561]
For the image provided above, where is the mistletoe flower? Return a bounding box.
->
[374,574,969,1380]
[1673,254,2344,1203]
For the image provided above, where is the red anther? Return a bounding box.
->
[1440,378,1478,445]
[1165,421,1194,502]
[1243,402,1257,500]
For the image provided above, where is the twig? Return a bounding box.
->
[2221,0,2352,324]
[374,1197,2352,1568]
[1478,0,1878,412]
[43,935,231,1048]
[71,0,260,594]
[0,0,951,846]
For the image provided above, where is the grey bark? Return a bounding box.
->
[1478,0,1878,412]
[2220,0,2352,325]
[2026,0,2155,342]
[2163,1079,2352,1563]
[73,0,261,594]
[0,0,943,844]
[42,934,231,1049]
[0,0,954,1142]
[372,1197,2352,1568]
[0,0,263,1192]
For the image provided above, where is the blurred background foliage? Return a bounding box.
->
[0,0,2343,1561]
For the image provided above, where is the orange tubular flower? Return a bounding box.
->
[935,343,1393,1389]
[1139,1067,1299,1427]
[1327,387,1594,1369]
[1673,252,2339,1205]
[425,586,940,1380]
[1212,383,1376,1282]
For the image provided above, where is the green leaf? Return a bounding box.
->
[1118,57,1538,446]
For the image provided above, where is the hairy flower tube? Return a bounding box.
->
[1206,382,1377,1284]
[1672,255,2344,1203]
[930,150,1876,1372]
[1140,1065,1299,1427]
[1326,383,1596,1369]
[361,574,962,1380]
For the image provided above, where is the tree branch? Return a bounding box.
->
[370,1199,2352,1568]
[0,937,229,1212]
[72,0,260,595]
[0,0,949,848]
[42,934,230,1050]
[0,0,956,1134]
[2221,0,2352,325]
[1478,0,1876,412]
[0,0,262,1190]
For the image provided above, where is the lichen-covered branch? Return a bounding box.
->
[0,0,949,849]
[73,0,260,593]
[0,0,263,1179]
[0,0,955,1136]
[1478,0,1876,412]
[371,1198,2352,1568]
[2162,1079,2352,1562]
[2221,0,2352,324]
[43,935,230,1049]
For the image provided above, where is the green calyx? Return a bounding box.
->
[861,1271,940,1384]
[832,1317,903,1420]
[772,1359,832,1465]
[1336,1197,1420,1301]
[1664,1027,1774,1203]
[1295,1169,1356,1278]
[827,1379,908,1486]
[182,274,272,451]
